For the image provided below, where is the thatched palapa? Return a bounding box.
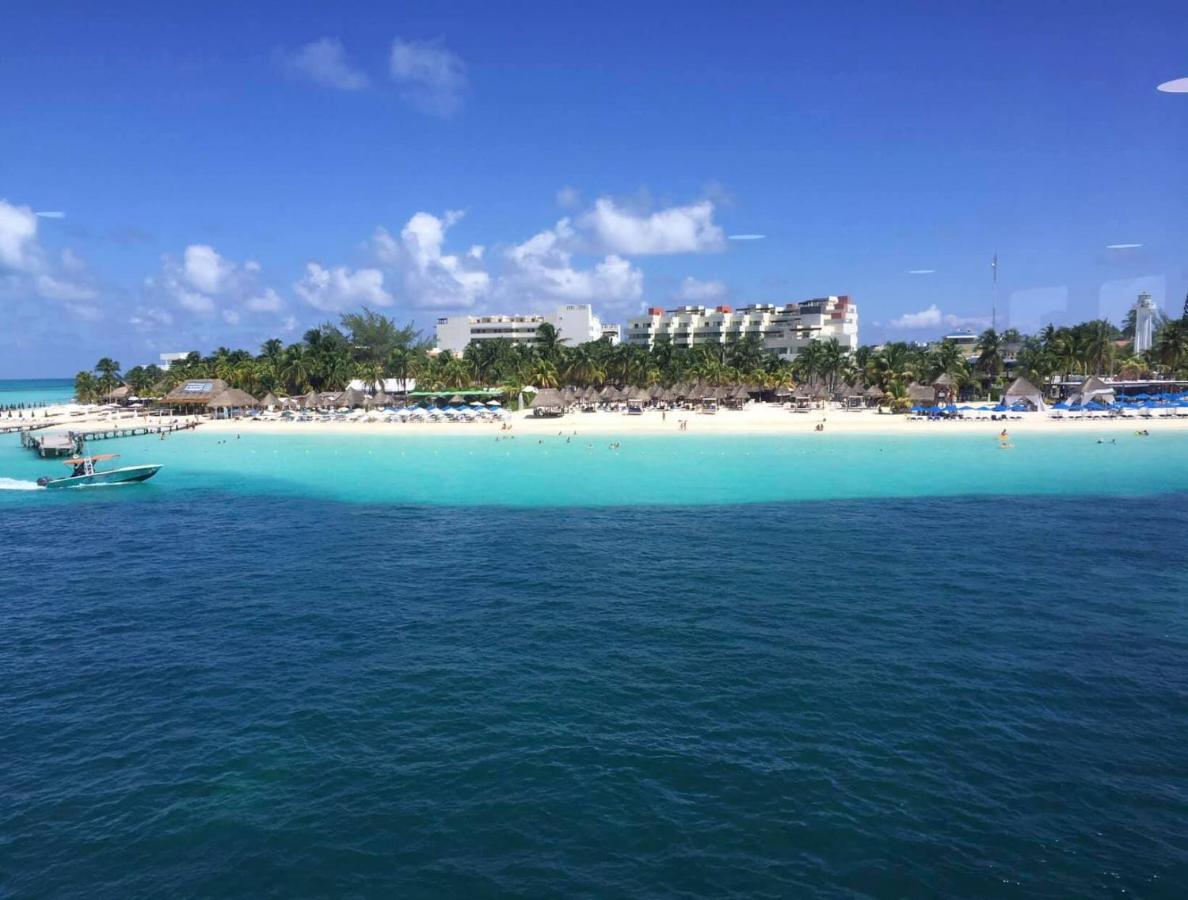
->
[206,388,260,410]
[163,378,229,406]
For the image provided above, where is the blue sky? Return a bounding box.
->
[1,0,1186,375]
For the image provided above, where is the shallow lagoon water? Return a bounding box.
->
[3,428,1188,507]
[3,428,1187,897]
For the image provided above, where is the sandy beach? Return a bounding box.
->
[15,401,1188,441]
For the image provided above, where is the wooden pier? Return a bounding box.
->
[72,421,200,443]
[0,422,54,436]
[20,421,199,456]
[20,431,80,457]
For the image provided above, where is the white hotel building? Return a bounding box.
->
[435,304,619,353]
[624,295,858,359]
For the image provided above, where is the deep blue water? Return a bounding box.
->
[3,489,1187,898]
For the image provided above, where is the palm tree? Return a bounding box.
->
[1155,321,1188,374]
[94,357,121,393]
[534,323,566,362]
[73,370,99,404]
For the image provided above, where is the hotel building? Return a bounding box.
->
[623,295,858,359]
[435,304,619,353]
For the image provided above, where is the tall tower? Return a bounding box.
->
[1133,291,1158,354]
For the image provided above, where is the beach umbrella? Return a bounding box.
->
[958,405,974,411]
[1052,401,1070,410]
[486,400,501,407]
[911,405,925,412]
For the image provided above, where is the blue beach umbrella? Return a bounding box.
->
[911,405,925,412]
[1052,401,1070,410]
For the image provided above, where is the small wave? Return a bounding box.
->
[0,477,42,491]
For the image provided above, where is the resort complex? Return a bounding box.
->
[435,304,619,353]
[624,296,859,356]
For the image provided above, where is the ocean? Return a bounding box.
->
[2,428,1187,897]
[0,377,75,408]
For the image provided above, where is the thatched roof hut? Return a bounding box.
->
[627,386,650,401]
[300,390,320,409]
[932,372,956,387]
[371,390,391,406]
[1003,376,1046,411]
[260,392,282,408]
[529,387,566,416]
[163,378,229,407]
[337,387,367,407]
[207,388,259,410]
[907,382,935,403]
[103,385,131,402]
[863,384,885,400]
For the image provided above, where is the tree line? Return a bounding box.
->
[74,304,1188,406]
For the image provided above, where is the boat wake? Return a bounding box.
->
[0,477,43,491]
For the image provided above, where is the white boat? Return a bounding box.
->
[37,453,162,489]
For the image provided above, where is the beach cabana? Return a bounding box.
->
[103,385,132,404]
[863,384,885,407]
[371,390,391,407]
[529,388,566,417]
[161,378,230,411]
[1070,376,1115,407]
[337,387,367,408]
[1002,376,1046,411]
[207,388,260,418]
[907,383,935,406]
[932,372,958,404]
[259,391,282,409]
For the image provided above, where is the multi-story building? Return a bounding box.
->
[624,296,858,359]
[158,351,195,371]
[435,304,618,353]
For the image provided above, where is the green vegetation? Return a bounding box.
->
[76,308,1188,405]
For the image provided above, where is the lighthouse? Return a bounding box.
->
[1133,291,1158,354]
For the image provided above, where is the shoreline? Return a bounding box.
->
[18,402,1188,440]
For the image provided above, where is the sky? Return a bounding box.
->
[1,0,1186,376]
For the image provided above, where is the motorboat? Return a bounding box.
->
[37,453,162,489]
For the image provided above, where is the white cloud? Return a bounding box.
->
[129,306,174,330]
[503,219,643,305]
[890,304,990,330]
[150,243,287,321]
[581,198,724,255]
[1156,77,1188,93]
[389,37,467,117]
[294,263,392,311]
[36,210,66,219]
[283,37,369,90]
[182,244,234,294]
[907,269,936,275]
[727,233,766,241]
[390,210,490,308]
[35,274,97,302]
[246,287,284,313]
[0,199,39,271]
[676,276,727,302]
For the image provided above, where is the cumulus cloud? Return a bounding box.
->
[502,219,643,306]
[389,37,467,117]
[675,276,727,302]
[0,199,100,318]
[283,37,369,90]
[294,263,392,311]
[581,198,724,255]
[363,212,489,309]
[147,243,288,324]
[0,199,39,271]
[890,304,990,330]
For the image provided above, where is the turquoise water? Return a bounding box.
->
[0,376,74,408]
[3,428,1188,897]
[2,428,1187,506]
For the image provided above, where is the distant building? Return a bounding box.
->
[158,351,194,371]
[1133,291,1158,354]
[623,296,858,358]
[935,330,979,351]
[601,323,621,345]
[434,304,616,353]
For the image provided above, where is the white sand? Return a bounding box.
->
[15,401,1188,441]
